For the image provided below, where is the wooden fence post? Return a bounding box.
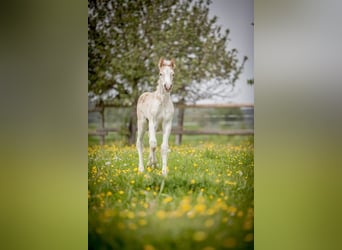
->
[175,106,184,145]
[99,106,105,145]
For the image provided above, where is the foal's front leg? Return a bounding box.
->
[161,120,172,176]
[136,118,146,172]
[147,119,157,168]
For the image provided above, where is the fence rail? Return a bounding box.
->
[88,103,254,145]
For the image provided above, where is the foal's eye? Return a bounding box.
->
[159,73,162,76]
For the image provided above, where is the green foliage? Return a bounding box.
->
[88,139,254,249]
[88,0,247,104]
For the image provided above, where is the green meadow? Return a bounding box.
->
[88,136,254,249]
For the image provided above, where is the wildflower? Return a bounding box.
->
[229,206,237,215]
[193,231,207,241]
[180,199,191,213]
[156,210,166,220]
[244,233,254,242]
[127,211,135,219]
[191,179,196,184]
[203,247,215,250]
[204,219,215,228]
[163,196,173,204]
[207,208,215,216]
[194,203,206,214]
[128,222,137,230]
[144,244,155,250]
[243,219,253,230]
[106,191,112,196]
[223,237,237,248]
[237,211,244,217]
[117,222,125,229]
[130,180,135,184]
[187,211,195,219]
[193,163,198,168]
[118,190,124,195]
[137,211,146,217]
[138,219,147,226]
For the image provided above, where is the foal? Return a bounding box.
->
[136,58,175,176]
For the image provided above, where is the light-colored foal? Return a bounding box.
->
[136,58,175,176]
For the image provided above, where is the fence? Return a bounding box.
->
[88,103,254,145]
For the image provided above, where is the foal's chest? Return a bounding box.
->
[156,101,174,122]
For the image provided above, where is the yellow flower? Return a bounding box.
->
[127,211,135,219]
[202,247,215,250]
[191,179,196,184]
[137,211,146,217]
[243,219,253,230]
[206,208,215,216]
[193,231,207,241]
[106,191,112,196]
[138,219,147,226]
[229,206,237,215]
[204,219,215,228]
[117,222,125,229]
[194,203,206,214]
[118,190,124,195]
[130,180,135,184]
[163,196,173,204]
[223,238,237,248]
[156,210,166,220]
[127,222,137,230]
[244,233,254,242]
[144,244,155,250]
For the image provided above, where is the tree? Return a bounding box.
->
[88,0,247,144]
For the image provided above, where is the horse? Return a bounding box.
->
[136,58,175,176]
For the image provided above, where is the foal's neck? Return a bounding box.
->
[156,80,171,102]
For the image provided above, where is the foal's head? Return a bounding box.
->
[158,58,176,92]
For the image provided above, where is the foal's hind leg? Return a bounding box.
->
[147,119,157,168]
[161,120,172,176]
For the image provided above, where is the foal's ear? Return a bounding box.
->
[171,58,176,69]
[158,57,164,70]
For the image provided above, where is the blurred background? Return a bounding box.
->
[88,0,254,146]
[1,0,342,249]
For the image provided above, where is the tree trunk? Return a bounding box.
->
[128,105,137,145]
[175,105,185,145]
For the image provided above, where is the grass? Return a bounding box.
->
[88,137,254,249]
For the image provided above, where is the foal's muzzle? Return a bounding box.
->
[164,84,173,92]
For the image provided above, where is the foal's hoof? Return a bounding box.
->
[147,161,157,168]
